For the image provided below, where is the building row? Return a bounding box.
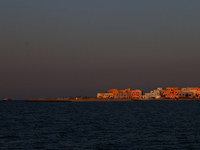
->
[97,88,142,99]
[97,87,200,99]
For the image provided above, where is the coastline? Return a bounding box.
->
[26,98,200,102]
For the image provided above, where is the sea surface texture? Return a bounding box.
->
[1,101,200,150]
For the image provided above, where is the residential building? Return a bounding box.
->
[129,90,142,99]
[163,87,181,98]
[178,92,194,99]
[181,87,200,98]
[114,93,130,99]
[107,89,118,96]
[97,93,113,99]
[143,88,163,99]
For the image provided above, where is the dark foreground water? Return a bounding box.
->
[1,101,200,150]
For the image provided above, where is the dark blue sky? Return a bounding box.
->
[1,0,200,99]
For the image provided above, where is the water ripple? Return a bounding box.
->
[1,101,200,149]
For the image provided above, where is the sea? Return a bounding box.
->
[1,100,200,150]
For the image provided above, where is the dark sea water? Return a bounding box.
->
[1,101,200,150]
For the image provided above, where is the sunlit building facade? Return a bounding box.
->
[97,93,113,99]
[129,90,142,99]
[107,89,118,96]
[142,88,163,99]
[163,87,181,99]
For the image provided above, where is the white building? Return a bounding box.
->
[143,88,163,99]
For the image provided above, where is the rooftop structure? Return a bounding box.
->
[118,88,130,93]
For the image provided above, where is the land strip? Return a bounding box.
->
[27,98,200,102]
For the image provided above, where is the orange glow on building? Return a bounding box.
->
[194,87,200,91]
[163,87,181,98]
[118,88,130,93]
[107,89,118,96]
[129,90,142,99]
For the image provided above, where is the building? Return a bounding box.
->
[197,91,200,98]
[157,87,164,95]
[113,88,131,98]
[178,92,194,99]
[129,90,142,99]
[181,88,187,92]
[114,93,130,99]
[181,87,200,98]
[187,87,196,91]
[143,88,163,99]
[143,93,153,99]
[163,87,181,98]
[97,93,113,99]
[194,87,200,91]
[107,89,118,96]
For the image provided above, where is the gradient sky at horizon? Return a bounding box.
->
[1,0,200,99]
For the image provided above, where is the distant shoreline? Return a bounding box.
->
[26,98,200,102]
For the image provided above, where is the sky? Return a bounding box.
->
[1,0,200,99]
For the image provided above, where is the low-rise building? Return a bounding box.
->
[187,87,196,91]
[157,87,164,95]
[129,90,142,99]
[181,87,200,98]
[181,88,187,92]
[163,87,181,98]
[197,91,200,98]
[143,88,163,99]
[97,93,113,99]
[143,93,153,99]
[194,87,200,91]
[107,89,118,96]
[178,92,194,99]
[114,93,130,99]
